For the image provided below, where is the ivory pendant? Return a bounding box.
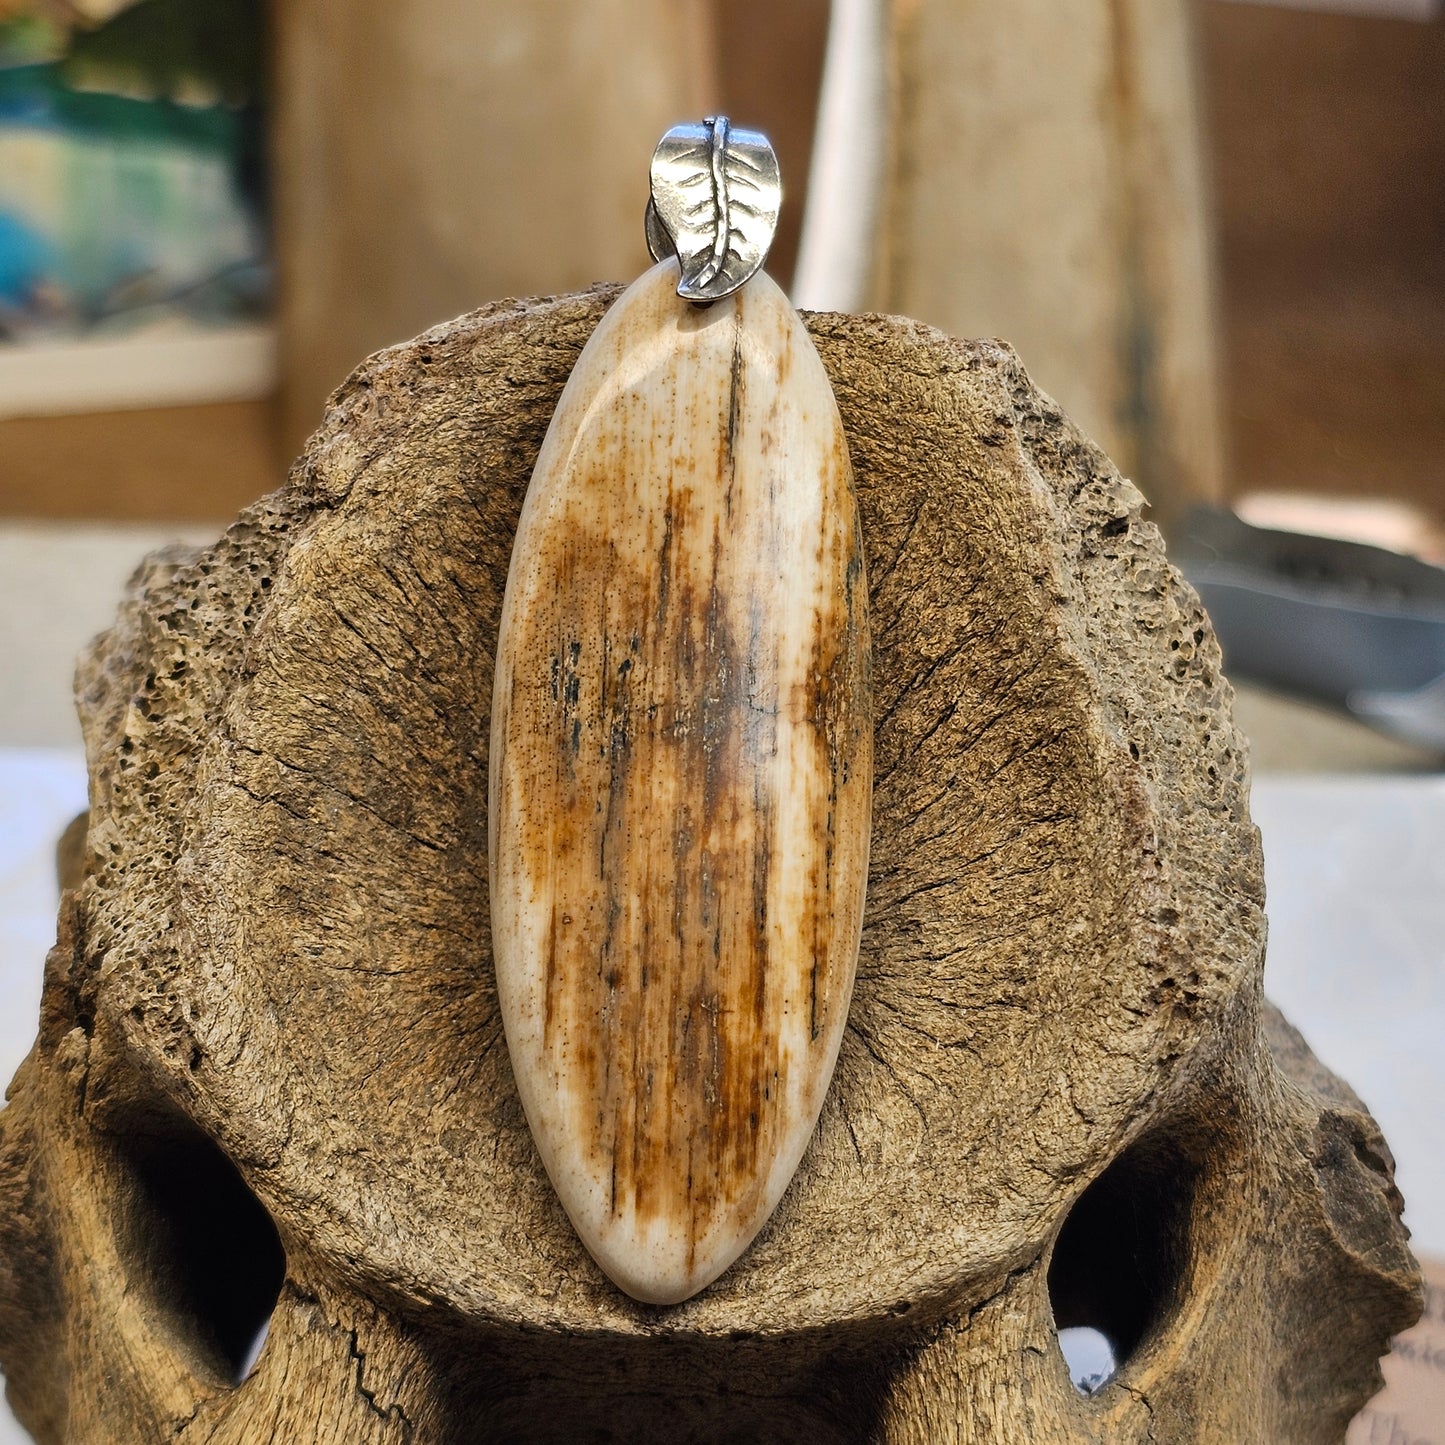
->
[490,261,871,1305]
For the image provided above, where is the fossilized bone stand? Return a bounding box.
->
[0,291,1421,1443]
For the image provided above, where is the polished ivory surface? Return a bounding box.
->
[489,261,871,1304]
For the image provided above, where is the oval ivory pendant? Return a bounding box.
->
[490,260,871,1305]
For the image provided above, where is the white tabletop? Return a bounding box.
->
[1249,775,1445,1260]
[1,752,1441,1436]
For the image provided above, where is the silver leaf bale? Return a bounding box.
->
[647,116,781,302]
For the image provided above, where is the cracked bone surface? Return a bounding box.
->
[0,288,1422,1442]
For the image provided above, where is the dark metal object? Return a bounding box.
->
[1176,506,1445,752]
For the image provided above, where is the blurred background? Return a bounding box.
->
[0,0,1442,1437]
[0,0,1441,764]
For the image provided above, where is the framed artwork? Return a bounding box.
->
[0,0,273,415]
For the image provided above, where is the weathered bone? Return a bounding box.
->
[0,288,1421,1442]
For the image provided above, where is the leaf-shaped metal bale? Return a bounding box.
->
[647,116,781,303]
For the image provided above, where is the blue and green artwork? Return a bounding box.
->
[0,0,268,342]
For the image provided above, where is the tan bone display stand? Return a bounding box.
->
[0,293,1420,1442]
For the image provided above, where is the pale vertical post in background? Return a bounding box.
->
[792,0,889,313]
[870,0,1225,526]
[271,0,717,454]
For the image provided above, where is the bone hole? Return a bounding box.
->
[119,1112,286,1384]
[1046,1131,1198,1395]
